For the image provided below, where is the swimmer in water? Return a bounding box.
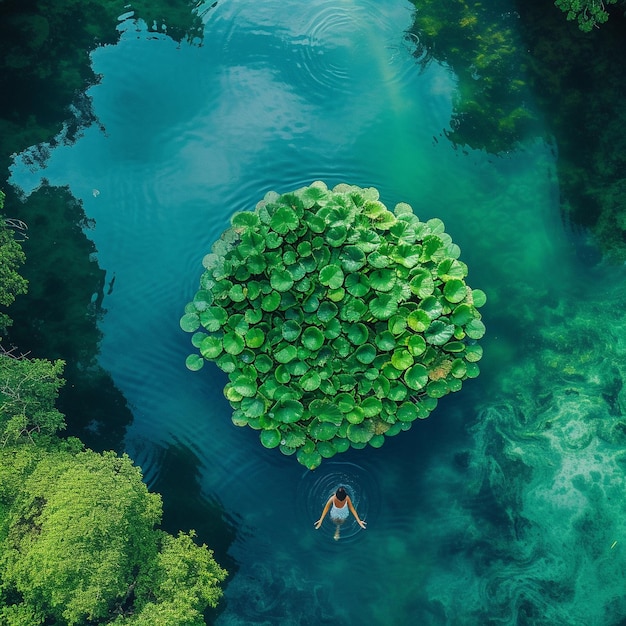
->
[314,486,367,540]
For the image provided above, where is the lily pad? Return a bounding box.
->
[273,399,304,423]
[185,354,204,371]
[180,312,201,332]
[301,326,325,351]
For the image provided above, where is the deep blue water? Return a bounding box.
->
[10,0,626,624]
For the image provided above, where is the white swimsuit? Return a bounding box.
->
[330,502,349,521]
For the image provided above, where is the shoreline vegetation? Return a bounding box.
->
[1,0,626,623]
[0,187,228,624]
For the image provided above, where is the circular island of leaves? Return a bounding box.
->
[181,182,486,469]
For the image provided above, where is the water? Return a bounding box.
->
[10,0,626,623]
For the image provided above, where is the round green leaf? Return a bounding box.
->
[426,380,449,398]
[465,344,483,362]
[241,396,265,418]
[245,327,266,348]
[450,358,467,378]
[200,306,228,331]
[355,343,377,364]
[275,344,298,363]
[300,370,321,391]
[282,320,302,342]
[261,291,281,312]
[419,296,443,320]
[405,364,429,390]
[273,399,304,423]
[361,396,382,417]
[391,349,414,371]
[466,319,486,340]
[375,330,396,351]
[223,332,245,355]
[317,301,338,323]
[409,269,434,298]
[335,393,355,413]
[443,340,466,353]
[340,245,366,272]
[347,323,369,346]
[437,258,467,280]
[309,399,343,424]
[407,309,431,332]
[270,206,299,234]
[200,335,223,359]
[180,312,200,332]
[275,364,291,384]
[345,273,370,297]
[270,268,294,292]
[233,375,258,397]
[407,335,426,356]
[450,304,475,326]
[471,289,487,307]
[255,354,273,373]
[301,326,325,351]
[465,362,480,378]
[369,269,395,292]
[185,354,204,371]
[370,294,398,320]
[297,448,322,470]
[259,428,282,448]
[347,421,375,443]
[443,279,467,303]
[397,402,418,422]
[317,441,337,458]
[309,419,339,441]
[319,264,344,289]
[424,320,455,345]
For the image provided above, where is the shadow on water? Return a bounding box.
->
[4,182,134,451]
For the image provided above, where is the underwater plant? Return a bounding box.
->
[181,182,485,469]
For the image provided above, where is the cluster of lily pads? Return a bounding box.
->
[180,182,485,469]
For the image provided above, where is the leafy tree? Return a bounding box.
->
[0,190,28,334]
[0,446,227,625]
[0,354,66,446]
[554,0,619,31]
[182,182,486,469]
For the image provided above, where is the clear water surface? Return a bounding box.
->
[11,0,626,624]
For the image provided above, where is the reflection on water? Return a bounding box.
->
[9,0,626,623]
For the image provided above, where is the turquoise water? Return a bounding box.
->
[10,0,626,623]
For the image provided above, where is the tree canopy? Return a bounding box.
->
[554,0,619,31]
[0,191,28,334]
[0,443,227,625]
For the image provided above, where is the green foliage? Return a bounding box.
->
[120,531,226,625]
[0,354,66,446]
[0,191,28,334]
[182,182,486,469]
[554,0,618,31]
[409,0,538,153]
[0,445,227,625]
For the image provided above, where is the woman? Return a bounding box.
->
[314,486,367,540]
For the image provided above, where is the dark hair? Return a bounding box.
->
[336,487,347,501]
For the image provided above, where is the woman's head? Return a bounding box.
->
[336,487,347,501]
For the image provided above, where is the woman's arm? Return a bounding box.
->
[314,497,333,529]
[347,497,367,529]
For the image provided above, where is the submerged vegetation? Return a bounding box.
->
[409,0,540,153]
[182,182,485,469]
[410,0,626,261]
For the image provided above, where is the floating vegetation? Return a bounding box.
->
[181,182,485,469]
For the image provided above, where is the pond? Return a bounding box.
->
[10,0,626,623]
